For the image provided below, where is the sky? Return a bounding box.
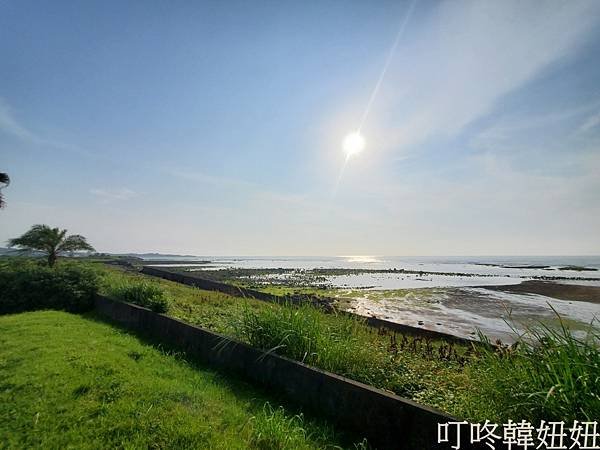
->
[1,0,600,256]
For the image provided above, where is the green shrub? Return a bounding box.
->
[108,281,170,313]
[0,260,99,314]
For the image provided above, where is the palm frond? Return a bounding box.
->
[0,172,9,208]
[8,224,65,253]
[9,224,95,265]
[8,224,51,249]
[57,234,95,253]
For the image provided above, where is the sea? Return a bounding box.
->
[143,255,600,342]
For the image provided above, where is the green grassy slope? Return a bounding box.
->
[0,310,361,449]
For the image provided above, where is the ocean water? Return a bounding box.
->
[185,255,600,274]
[148,255,600,288]
[144,255,600,341]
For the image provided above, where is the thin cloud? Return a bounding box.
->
[167,168,257,190]
[369,0,600,155]
[0,98,42,143]
[580,112,600,133]
[0,97,100,160]
[90,188,138,202]
[471,100,600,153]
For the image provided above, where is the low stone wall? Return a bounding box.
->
[141,266,297,304]
[361,315,475,345]
[95,295,456,449]
[141,266,476,346]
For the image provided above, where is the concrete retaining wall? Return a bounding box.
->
[95,295,456,449]
[360,314,475,345]
[141,266,476,346]
[141,266,297,304]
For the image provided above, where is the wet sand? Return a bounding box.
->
[341,281,600,343]
[483,280,600,303]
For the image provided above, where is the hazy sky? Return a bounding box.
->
[2,0,600,256]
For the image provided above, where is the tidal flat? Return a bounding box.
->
[158,256,600,343]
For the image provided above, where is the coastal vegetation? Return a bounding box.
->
[238,302,469,400]
[96,264,474,414]
[106,280,171,313]
[0,259,98,314]
[1,255,599,440]
[0,310,357,449]
[8,225,95,267]
[463,321,600,422]
[94,262,600,422]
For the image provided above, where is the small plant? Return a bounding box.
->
[109,281,170,313]
[249,403,309,449]
[249,403,358,450]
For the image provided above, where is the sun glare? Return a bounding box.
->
[342,131,365,157]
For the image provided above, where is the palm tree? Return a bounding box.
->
[8,225,95,267]
[0,173,9,208]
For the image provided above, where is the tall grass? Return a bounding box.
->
[248,403,370,450]
[237,303,433,397]
[460,318,600,422]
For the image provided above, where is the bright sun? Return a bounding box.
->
[342,131,365,157]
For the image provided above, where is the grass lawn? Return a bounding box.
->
[0,310,362,449]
